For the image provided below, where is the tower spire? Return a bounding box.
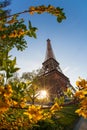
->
[42,39,62,73]
[44,39,56,61]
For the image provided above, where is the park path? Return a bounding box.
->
[73,117,87,130]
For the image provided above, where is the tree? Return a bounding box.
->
[21,71,37,81]
[0,1,66,82]
[25,80,39,105]
[0,0,67,129]
[0,0,38,82]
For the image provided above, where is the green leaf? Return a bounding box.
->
[26,31,32,37]
[57,17,62,23]
[32,32,37,38]
[28,20,32,29]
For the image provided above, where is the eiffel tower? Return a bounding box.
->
[43,39,62,74]
[40,39,73,101]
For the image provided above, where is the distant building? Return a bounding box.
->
[39,39,74,101]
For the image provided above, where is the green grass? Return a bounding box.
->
[53,104,79,130]
[32,104,79,130]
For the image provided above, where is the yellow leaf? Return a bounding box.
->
[50,102,61,113]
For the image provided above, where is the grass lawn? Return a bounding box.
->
[32,104,79,130]
[54,104,79,130]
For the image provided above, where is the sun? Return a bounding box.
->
[38,90,47,99]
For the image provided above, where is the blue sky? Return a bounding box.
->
[8,0,87,86]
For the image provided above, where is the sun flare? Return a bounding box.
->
[38,90,47,99]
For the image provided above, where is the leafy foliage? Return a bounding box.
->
[54,96,64,105]
[0,18,37,51]
[75,78,87,118]
[0,0,11,22]
[0,1,37,81]
[0,0,66,82]
[0,80,63,129]
[29,5,66,23]
[0,55,20,79]
[0,0,82,129]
